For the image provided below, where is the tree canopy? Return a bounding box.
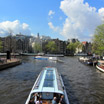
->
[45,41,58,53]
[33,43,42,53]
[92,24,104,55]
[67,41,82,54]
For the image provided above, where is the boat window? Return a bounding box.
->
[45,70,53,80]
[43,80,53,87]
[46,69,53,74]
[43,69,54,87]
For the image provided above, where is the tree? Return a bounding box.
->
[76,42,83,53]
[45,41,57,53]
[5,35,16,53]
[0,40,3,52]
[67,42,82,54]
[67,43,76,54]
[33,43,42,53]
[4,29,16,53]
[92,24,104,55]
[77,42,83,49]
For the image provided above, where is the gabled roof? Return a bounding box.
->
[82,41,87,45]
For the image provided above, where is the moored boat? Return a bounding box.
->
[78,57,97,65]
[78,57,92,65]
[25,67,69,104]
[96,60,104,72]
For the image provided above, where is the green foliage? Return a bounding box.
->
[67,42,82,53]
[45,41,57,53]
[0,40,3,52]
[77,42,83,49]
[92,24,104,55]
[33,43,42,53]
[67,43,76,53]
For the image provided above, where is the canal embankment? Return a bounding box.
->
[0,58,22,70]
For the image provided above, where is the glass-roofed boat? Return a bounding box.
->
[25,67,70,104]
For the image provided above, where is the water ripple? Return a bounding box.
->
[0,56,104,104]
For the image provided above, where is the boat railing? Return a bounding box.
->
[55,69,64,91]
[60,75,70,104]
[34,70,44,89]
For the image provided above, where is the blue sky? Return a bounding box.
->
[0,0,104,41]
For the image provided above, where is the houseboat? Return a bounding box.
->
[25,67,69,104]
[96,60,104,72]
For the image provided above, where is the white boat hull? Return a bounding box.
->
[96,65,104,72]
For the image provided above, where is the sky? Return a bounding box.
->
[0,0,104,41]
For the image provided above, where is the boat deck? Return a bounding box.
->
[42,100,52,104]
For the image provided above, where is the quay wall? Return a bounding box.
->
[0,59,22,70]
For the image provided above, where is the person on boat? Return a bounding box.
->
[39,98,42,104]
[59,95,65,104]
[35,97,42,104]
[33,93,39,104]
[35,98,39,104]
[29,98,34,104]
[52,97,57,104]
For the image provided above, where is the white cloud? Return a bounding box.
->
[0,20,31,37]
[98,8,104,21]
[48,10,55,16]
[60,0,103,40]
[48,22,59,32]
[48,0,104,41]
[99,8,104,14]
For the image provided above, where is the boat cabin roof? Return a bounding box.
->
[31,67,64,94]
[98,60,104,64]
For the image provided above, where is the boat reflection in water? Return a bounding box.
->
[25,67,69,104]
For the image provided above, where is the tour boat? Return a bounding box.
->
[48,57,58,61]
[34,56,59,61]
[96,60,104,72]
[34,56,48,60]
[25,67,70,104]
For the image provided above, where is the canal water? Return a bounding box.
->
[0,56,104,104]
